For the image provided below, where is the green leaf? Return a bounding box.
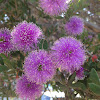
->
[17,60,22,68]
[8,1,15,8]
[38,39,48,50]
[0,56,4,65]
[0,54,12,68]
[0,65,8,72]
[0,53,7,59]
[43,40,48,50]
[68,72,76,84]
[0,0,3,3]
[89,68,100,85]
[71,82,86,91]
[89,83,100,95]
[3,58,12,69]
[98,34,100,41]
[31,16,36,23]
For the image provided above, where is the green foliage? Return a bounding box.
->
[71,82,86,91]
[65,0,89,18]
[68,72,76,84]
[52,82,67,92]
[89,83,100,95]
[98,34,100,41]
[38,39,48,50]
[0,56,4,65]
[89,68,100,85]
[0,54,12,69]
[0,65,8,72]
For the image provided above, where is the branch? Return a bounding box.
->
[84,20,100,33]
[84,46,100,63]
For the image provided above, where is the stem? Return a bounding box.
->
[7,97,8,100]
[65,91,70,100]
[2,97,3,100]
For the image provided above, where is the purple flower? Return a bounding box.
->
[75,67,85,80]
[51,37,86,73]
[85,35,93,41]
[39,0,68,16]
[11,21,43,52]
[65,16,84,35]
[24,50,55,84]
[15,75,43,100]
[0,28,13,54]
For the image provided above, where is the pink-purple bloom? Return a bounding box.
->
[75,67,85,80]
[51,37,86,73]
[11,21,42,52]
[24,50,55,84]
[0,28,13,53]
[39,0,68,16]
[65,16,84,35]
[15,75,43,100]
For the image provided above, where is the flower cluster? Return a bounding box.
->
[24,50,55,84]
[0,28,13,54]
[11,21,43,52]
[65,16,84,35]
[51,37,86,73]
[0,2,86,99]
[39,0,68,16]
[15,75,43,100]
[0,19,86,99]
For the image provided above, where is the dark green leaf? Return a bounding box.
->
[71,82,86,91]
[31,16,36,23]
[38,39,48,50]
[89,68,100,85]
[0,0,3,3]
[0,54,13,68]
[9,1,15,8]
[89,83,100,95]
[0,53,7,59]
[0,56,4,65]
[0,65,8,72]
[43,40,48,50]
[98,34,100,41]
[3,58,12,69]
[68,72,76,84]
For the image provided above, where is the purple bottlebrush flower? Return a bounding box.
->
[24,50,55,84]
[11,21,43,52]
[15,75,43,100]
[75,67,85,80]
[39,0,68,16]
[65,16,84,35]
[51,37,86,73]
[0,28,13,54]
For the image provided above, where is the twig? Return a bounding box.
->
[84,46,100,62]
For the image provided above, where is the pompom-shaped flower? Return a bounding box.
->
[51,37,86,72]
[24,50,55,84]
[65,16,84,35]
[39,0,68,16]
[75,67,85,80]
[0,28,13,53]
[11,21,43,52]
[15,75,43,100]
